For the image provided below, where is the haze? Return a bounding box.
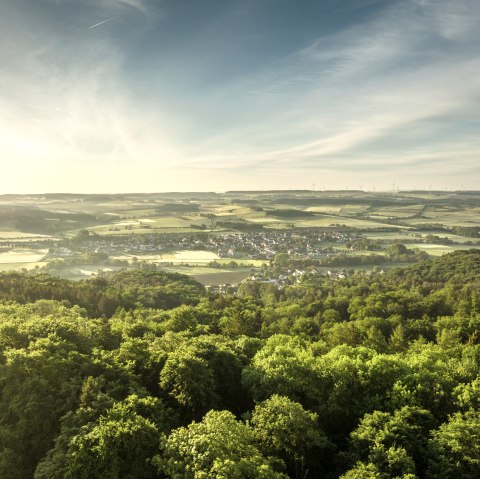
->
[1,0,480,193]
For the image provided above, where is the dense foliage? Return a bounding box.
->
[0,250,479,478]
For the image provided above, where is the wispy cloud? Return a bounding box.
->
[181,0,480,178]
[114,0,146,12]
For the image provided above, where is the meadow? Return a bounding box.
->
[0,248,48,263]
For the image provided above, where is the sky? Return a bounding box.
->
[1,0,479,193]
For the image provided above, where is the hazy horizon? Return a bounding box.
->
[2,0,480,193]
[1,188,479,197]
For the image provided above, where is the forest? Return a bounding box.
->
[0,250,479,479]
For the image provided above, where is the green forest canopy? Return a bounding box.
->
[0,250,479,478]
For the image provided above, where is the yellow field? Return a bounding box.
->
[113,250,221,264]
[0,248,49,264]
[0,231,51,240]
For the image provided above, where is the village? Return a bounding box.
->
[49,228,359,261]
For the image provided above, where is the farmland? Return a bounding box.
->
[0,190,479,284]
[0,248,48,264]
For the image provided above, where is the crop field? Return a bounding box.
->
[295,215,409,229]
[113,250,221,264]
[212,205,252,216]
[91,227,213,235]
[85,215,211,235]
[8,191,475,236]
[307,205,371,215]
[55,266,123,280]
[0,231,51,240]
[404,243,480,256]
[362,232,419,241]
[0,248,49,264]
[408,216,480,228]
[403,206,480,227]
[305,206,345,214]
[263,223,294,229]
[0,261,48,272]
[159,250,220,263]
[248,217,284,224]
[212,259,267,267]
[152,265,255,286]
[368,204,424,219]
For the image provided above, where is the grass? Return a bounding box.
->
[0,248,49,264]
[84,226,216,236]
[0,261,48,271]
[363,232,420,241]
[212,259,267,267]
[295,215,409,229]
[404,207,480,227]
[43,265,124,280]
[112,250,221,264]
[83,214,214,235]
[0,231,51,239]
[188,270,252,286]
[370,205,425,218]
[406,243,480,256]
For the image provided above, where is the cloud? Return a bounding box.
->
[179,0,480,178]
[0,0,180,184]
[104,0,147,15]
[1,0,479,192]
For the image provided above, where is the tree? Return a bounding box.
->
[242,335,318,405]
[350,406,435,475]
[427,410,480,478]
[157,410,287,479]
[159,349,219,418]
[341,449,417,479]
[453,378,480,411]
[389,324,408,352]
[251,395,329,478]
[57,396,165,479]
[340,462,383,479]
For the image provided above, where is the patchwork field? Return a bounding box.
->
[0,191,479,283]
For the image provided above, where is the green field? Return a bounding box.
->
[406,243,480,256]
[159,266,253,285]
[212,259,267,267]
[295,215,410,229]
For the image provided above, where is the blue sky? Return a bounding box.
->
[1,0,479,192]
